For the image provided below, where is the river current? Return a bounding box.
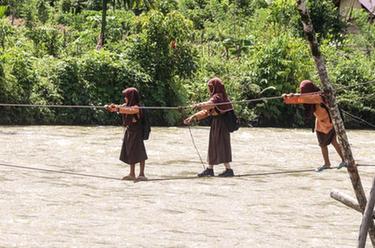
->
[1,126,374,247]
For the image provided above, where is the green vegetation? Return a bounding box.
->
[0,0,374,127]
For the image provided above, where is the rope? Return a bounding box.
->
[146,168,317,182]
[336,79,375,91]
[0,162,122,181]
[0,103,107,109]
[210,95,283,106]
[1,162,374,182]
[187,126,206,170]
[0,103,183,110]
[0,95,283,110]
[146,164,375,182]
[341,109,375,129]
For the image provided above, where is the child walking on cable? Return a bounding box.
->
[283,80,347,172]
[106,87,148,181]
[184,77,234,177]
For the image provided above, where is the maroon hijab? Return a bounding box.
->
[123,87,140,107]
[208,77,233,112]
[300,80,321,94]
[122,87,141,126]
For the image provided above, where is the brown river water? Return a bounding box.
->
[0,126,374,247]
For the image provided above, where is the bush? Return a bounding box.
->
[0,0,373,128]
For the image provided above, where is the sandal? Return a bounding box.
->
[315,165,331,172]
[136,175,148,181]
[122,175,136,181]
[337,161,348,169]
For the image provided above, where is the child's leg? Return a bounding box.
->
[331,137,344,161]
[139,160,145,177]
[224,163,231,169]
[129,164,136,177]
[122,164,136,180]
[320,145,331,166]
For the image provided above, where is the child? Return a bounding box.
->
[106,87,148,181]
[283,80,346,172]
[184,77,234,177]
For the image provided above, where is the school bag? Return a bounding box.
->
[140,108,151,140]
[223,109,240,132]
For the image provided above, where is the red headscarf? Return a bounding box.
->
[208,77,233,112]
[299,80,321,119]
[122,87,141,126]
[300,80,321,94]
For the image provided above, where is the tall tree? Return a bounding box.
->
[96,0,107,50]
[36,0,49,24]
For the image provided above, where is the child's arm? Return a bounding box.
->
[283,93,323,105]
[105,104,140,114]
[184,110,210,125]
[194,100,216,111]
[118,105,140,114]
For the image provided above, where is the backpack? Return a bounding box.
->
[223,109,240,132]
[140,108,151,140]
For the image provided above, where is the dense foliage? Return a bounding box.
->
[0,0,374,127]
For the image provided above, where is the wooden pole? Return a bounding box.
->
[358,177,375,248]
[331,190,375,218]
[296,1,375,245]
[331,190,363,213]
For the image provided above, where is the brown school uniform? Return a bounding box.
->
[284,94,335,147]
[207,108,232,165]
[205,77,233,165]
[314,104,335,147]
[120,114,148,164]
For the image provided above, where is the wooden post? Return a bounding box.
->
[296,1,375,245]
[358,177,375,248]
[331,190,375,218]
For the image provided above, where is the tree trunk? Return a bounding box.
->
[112,0,116,12]
[296,0,375,246]
[96,0,108,50]
[11,4,15,26]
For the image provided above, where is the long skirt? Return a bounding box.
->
[316,128,335,147]
[120,123,148,164]
[207,115,232,165]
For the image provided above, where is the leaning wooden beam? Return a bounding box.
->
[358,177,375,248]
[331,190,362,212]
[296,0,375,246]
[331,190,375,218]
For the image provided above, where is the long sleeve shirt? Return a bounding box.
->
[284,94,333,134]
